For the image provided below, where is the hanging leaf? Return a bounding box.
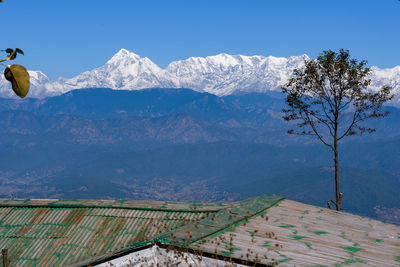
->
[15,48,24,55]
[4,64,30,98]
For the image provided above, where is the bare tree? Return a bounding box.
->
[282,49,393,211]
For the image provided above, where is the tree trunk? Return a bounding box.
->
[334,139,341,211]
[333,110,342,211]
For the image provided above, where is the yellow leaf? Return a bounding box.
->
[4,64,30,98]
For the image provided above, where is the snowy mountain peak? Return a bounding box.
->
[0,49,399,103]
[107,48,142,64]
[103,49,161,74]
[116,48,133,55]
[28,70,49,81]
[209,53,252,65]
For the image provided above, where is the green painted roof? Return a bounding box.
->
[0,194,283,266]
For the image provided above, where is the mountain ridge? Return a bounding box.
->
[1,87,399,144]
[1,49,399,103]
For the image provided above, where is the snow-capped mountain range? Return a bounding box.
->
[1,49,399,102]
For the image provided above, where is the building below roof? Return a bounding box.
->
[95,245,248,267]
[0,195,399,266]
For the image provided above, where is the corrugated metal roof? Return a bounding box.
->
[157,193,284,245]
[189,199,400,266]
[0,199,225,266]
[5,195,395,266]
[76,194,284,266]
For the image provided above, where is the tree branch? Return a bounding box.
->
[338,109,360,141]
[305,113,333,150]
[309,111,334,138]
[320,99,335,124]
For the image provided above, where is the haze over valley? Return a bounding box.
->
[0,88,399,224]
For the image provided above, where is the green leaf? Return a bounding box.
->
[4,64,30,98]
[15,48,24,55]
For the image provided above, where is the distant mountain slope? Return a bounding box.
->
[1,49,399,103]
[0,88,287,128]
[0,110,255,145]
[1,88,398,142]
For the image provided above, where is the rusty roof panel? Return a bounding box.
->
[0,200,223,267]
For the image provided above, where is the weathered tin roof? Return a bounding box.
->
[188,199,400,266]
[0,198,237,266]
[2,195,398,266]
[76,194,284,266]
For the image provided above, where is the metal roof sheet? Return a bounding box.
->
[189,199,400,266]
[81,194,284,266]
[5,195,394,266]
[0,199,225,266]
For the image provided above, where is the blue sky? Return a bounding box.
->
[2,0,399,79]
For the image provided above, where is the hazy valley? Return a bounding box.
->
[0,88,399,224]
